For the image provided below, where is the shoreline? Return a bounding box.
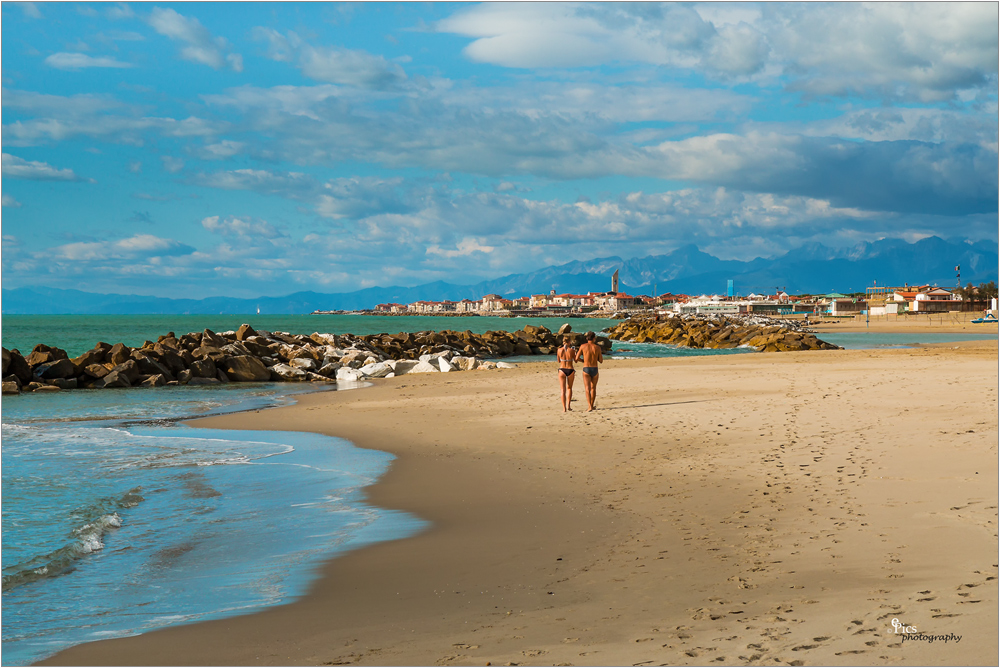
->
[38,339,999,666]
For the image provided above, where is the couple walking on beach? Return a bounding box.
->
[557,332,603,412]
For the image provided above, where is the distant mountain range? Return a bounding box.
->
[3,236,996,315]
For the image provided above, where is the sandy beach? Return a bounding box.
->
[41,331,998,667]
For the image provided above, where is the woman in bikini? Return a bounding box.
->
[557,335,577,412]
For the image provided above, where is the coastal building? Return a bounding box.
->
[374,303,407,313]
[897,286,959,312]
[530,294,552,308]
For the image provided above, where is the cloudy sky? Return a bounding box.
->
[2,2,997,298]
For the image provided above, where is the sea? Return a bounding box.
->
[1,314,995,665]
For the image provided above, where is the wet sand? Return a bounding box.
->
[41,340,998,667]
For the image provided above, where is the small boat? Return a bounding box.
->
[971,314,998,323]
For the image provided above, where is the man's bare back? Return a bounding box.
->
[576,333,603,410]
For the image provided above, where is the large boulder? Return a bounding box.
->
[94,366,133,388]
[317,362,342,377]
[235,324,257,341]
[359,362,393,378]
[189,359,216,378]
[270,363,311,382]
[220,355,271,382]
[192,345,226,360]
[34,358,80,380]
[289,358,318,371]
[106,343,132,366]
[26,344,69,367]
[221,342,253,357]
[2,348,33,384]
[437,357,456,372]
[83,364,111,379]
[408,360,440,374]
[139,374,168,388]
[335,367,366,382]
[201,329,227,348]
[387,360,419,375]
[451,356,480,371]
[2,380,20,395]
[71,346,107,368]
[131,352,174,381]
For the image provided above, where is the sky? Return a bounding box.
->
[1,1,997,299]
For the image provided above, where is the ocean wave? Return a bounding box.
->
[1,488,143,592]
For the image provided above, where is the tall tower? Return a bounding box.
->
[611,269,619,294]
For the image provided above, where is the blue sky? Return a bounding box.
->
[2,2,997,299]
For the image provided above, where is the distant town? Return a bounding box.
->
[313,273,999,318]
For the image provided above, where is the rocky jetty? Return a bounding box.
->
[1,324,612,395]
[606,314,840,352]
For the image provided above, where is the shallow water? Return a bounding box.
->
[1,384,426,666]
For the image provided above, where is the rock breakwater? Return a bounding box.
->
[2,324,612,395]
[606,314,840,352]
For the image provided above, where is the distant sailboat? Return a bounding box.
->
[256,305,260,315]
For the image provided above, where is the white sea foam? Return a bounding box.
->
[74,513,122,554]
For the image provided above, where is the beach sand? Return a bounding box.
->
[41,338,998,667]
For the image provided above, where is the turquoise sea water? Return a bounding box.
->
[1,314,622,357]
[1,384,426,666]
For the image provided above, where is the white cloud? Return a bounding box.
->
[107,3,134,20]
[253,29,407,89]
[197,140,244,159]
[1,153,90,181]
[21,2,42,19]
[2,194,22,208]
[427,238,496,258]
[51,234,195,261]
[45,53,134,70]
[127,160,142,173]
[148,7,242,71]
[160,156,185,173]
[201,215,286,239]
[196,168,318,198]
[437,2,998,100]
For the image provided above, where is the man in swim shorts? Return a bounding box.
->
[576,331,603,411]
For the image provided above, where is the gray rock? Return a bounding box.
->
[35,358,80,380]
[187,377,221,385]
[107,343,131,366]
[2,348,33,384]
[270,363,310,382]
[190,358,216,378]
[95,368,132,388]
[139,374,167,388]
[289,358,318,371]
[317,362,342,377]
[409,360,440,374]
[2,380,20,395]
[335,367,366,382]
[83,364,110,379]
[220,356,270,382]
[236,323,257,340]
[359,362,393,378]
